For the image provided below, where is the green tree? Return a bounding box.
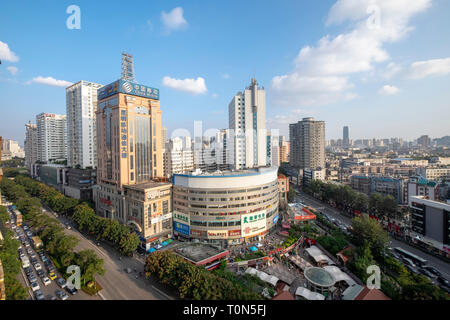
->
[73,249,105,286]
[350,214,389,258]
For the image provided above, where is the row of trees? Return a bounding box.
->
[10,174,140,256]
[0,206,28,300]
[72,203,140,256]
[145,251,262,300]
[308,180,399,219]
[1,178,105,287]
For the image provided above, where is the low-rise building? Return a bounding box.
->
[278,174,289,204]
[416,166,450,182]
[406,176,439,206]
[303,168,325,187]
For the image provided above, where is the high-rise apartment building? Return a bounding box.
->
[228,78,267,170]
[279,136,290,164]
[164,137,194,178]
[66,80,103,169]
[24,122,38,172]
[289,117,325,170]
[94,79,163,221]
[343,126,350,147]
[36,113,67,162]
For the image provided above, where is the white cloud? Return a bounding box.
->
[222,73,231,79]
[161,7,188,32]
[27,76,73,87]
[379,85,400,96]
[0,41,19,62]
[270,0,431,107]
[407,57,450,80]
[7,66,18,76]
[162,76,207,95]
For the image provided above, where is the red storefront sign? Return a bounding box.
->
[190,229,204,237]
[100,198,112,206]
[228,230,241,237]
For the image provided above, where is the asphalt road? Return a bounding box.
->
[42,206,174,300]
[295,192,450,281]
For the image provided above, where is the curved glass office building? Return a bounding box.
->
[172,167,279,247]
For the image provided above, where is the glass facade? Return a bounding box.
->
[134,115,152,183]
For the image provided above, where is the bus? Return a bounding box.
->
[394,247,427,267]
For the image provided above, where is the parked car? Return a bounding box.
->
[42,276,51,286]
[48,272,57,281]
[55,290,69,300]
[405,265,418,274]
[418,268,435,279]
[45,295,57,301]
[424,266,441,277]
[24,267,32,275]
[35,290,45,301]
[30,282,40,292]
[37,269,45,277]
[41,256,48,263]
[34,263,42,271]
[28,274,37,283]
[56,278,67,289]
[437,276,450,287]
[31,257,38,264]
[66,286,78,295]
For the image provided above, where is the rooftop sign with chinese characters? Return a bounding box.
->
[98,79,160,100]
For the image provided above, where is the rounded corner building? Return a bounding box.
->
[172,167,280,247]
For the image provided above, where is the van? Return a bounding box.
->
[21,257,30,268]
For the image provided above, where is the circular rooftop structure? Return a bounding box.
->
[304,267,336,289]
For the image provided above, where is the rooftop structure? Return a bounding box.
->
[174,243,229,266]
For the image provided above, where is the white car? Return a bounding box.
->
[31,282,40,292]
[34,263,42,271]
[42,277,51,286]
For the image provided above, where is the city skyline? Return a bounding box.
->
[1,0,450,143]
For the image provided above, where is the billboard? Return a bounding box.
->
[241,211,267,237]
[174,221,190,237]
[207,230,228,239]
[151,212,172,224]
[98,79,160,100]
[173,211,190,224]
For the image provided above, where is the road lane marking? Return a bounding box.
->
[151,285,172,300]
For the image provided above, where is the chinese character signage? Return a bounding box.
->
[173,211,190,224]
[120,109,127,158]
[207,230,228,239]
[241,211,267,237]
[174,222,190,237]
[98,79,160,100]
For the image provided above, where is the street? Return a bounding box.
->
[295,192,450,281]
[41,206,174,300]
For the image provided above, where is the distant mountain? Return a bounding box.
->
[434,136,450,147]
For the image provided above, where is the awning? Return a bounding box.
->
[162,241,168,246]
[250,246,258,252]
[148,248,156,253]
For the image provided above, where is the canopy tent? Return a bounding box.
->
[148,248,156,253]
[323,266,356,287]
[305,246,335,265]
[249,246,258,252]
[256,243,263,248]
[155,244,163,250]
[167,239,174,244]
[162,241,168,246]
[245,268,279,287]
[295,287,325,300]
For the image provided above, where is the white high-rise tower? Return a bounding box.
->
[228,78,267,170]
[66,80,103,168]
[36,113,67,162]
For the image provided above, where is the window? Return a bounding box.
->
[130,155,134,170]
[130,172,134,181]
[162,200,169,214]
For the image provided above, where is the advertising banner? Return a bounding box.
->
[151,212,172,224]
[207,230,228,239]
[173,221,190,237]
[173,211,190,224]
[98,79,160,100]
[241,211,267,237]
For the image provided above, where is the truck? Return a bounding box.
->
[31,236,43,250]
[21,256,30,268]
[15,212,22,227]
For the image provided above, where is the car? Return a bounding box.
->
[42,276,51,286]
[24,267,32,275]
[35,290,45,300]
[28,274,37,282]
[11,224,16,230]
[37,269,45,277]
[66,286,78,295]
[30,252,36,259]
[26,231,33,237]
[56,277,67,288]
[402,257,416,268]
[437,276,450,287]
[48,272,57,281]
[41,256,48,263]
[30,282,40,292]
[46,295,57,301]
[19,253,26,259]
[34,263,42,271]
[419,268,435,279]
[31,257,38,264]
[23,226,29,231]
[47,265,55,272]
[55,290,69,300]
[424,266,441,277]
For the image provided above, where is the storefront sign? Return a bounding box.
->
[151,212,172,224]
[241,211,267,237]
[207,230,228,239]
[174,222,190,237]
[273,215,279,225]
[173,211,190,224]
[228,229,241,237]
[190,229,205,237]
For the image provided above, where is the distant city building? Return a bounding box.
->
[350,175,405,204]
[343,126,350,147]
[121,52,136,82]
[172,167,279,247]
[290,117,325,171]
[303,168,326,187]
[66,80,103,169]
[228,78,267,170]
[36,113,67,162]
[416,166,450,182]
[407,176,439,207]
[164,137,194,178]
[279,136,290,164]
[1,139,24,158]
[417,135,431,148]
[24,122,38,172]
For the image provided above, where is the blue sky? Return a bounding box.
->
[1,0,450,145]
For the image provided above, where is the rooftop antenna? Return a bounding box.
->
[121,52,136,82]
